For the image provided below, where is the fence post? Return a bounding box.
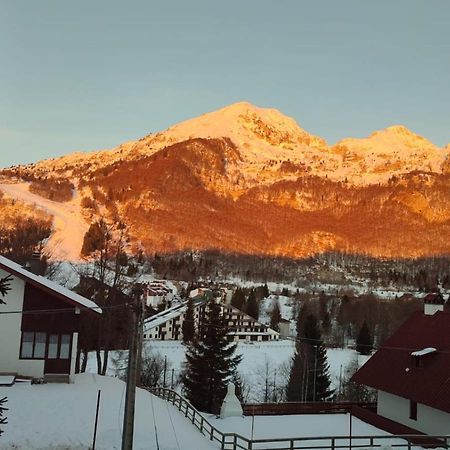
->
[192,410,196,424]
[331,437,335,450]
[200,416,204,433]
[221,434,225,450]
[210,426,214,441]
[233,434,237,450]
[290,438,294,450]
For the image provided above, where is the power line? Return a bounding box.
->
[0,303,130,315]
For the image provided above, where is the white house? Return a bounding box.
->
[352,295,450,436]
[143,280,175,309]
[0,255,101,383]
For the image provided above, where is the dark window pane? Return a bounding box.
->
[48,334,59,359]
[21,332,34,358]
[34,332,46,358]
[59,334,71,359]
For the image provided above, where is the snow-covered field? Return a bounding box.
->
[90,340,370,402]
[0,374,217,450]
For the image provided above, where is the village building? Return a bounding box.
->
[143,280,175,309]
[143,288,279,342]
[352,295,450,436]
[0,255,101,383]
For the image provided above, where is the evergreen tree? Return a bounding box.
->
[288,314,333,402]
[356,321,373,355]
[270,299,282,332]
[0,275,12,304]
[286,342,308,401]
[246,289,259,320]
[231,288,245,310]
[182,301,242,413]
[182,298,195,343]
[0,396,7,437]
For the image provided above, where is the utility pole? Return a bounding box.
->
[121,288,144,450]
[313,345,318,402]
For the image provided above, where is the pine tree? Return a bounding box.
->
[246,289,259,320]
[231,288,245,310]
[356,321,373,355]
[182,301,242,413]
[0,275,12,304]
[303,314,334,402]
[286,342,309,401]
[0,396,6,437]
[288,314,333,402]
[270,299,282,332]
[182,298,195,343]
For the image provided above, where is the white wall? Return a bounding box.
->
[378,390,450,435]
[0,269,44,378]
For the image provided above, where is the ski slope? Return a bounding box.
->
[0,182,88,261]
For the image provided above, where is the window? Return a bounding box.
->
[409,400,417,420]
[21,332,35,358]
[20,332,71,360]
[48,334,59,359]
[59,335,71,359]
[20,332,47,359]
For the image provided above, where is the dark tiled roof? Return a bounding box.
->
[352,311,450,413]
[423,292,445,305]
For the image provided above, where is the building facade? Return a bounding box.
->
[0,256,101,382]
[143,290,279,342]
[352,296,450,436]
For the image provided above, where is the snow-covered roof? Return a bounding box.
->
[411,347,437,357]
[144,297,207,331]
[0,255,102,314]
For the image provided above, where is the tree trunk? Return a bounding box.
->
[96,350,102,375]
[81,349,88,373]
[101,349,109,376]
[75,347,81,374]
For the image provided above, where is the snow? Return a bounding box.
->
[0,373,217,450]
[0,255,102,313]
[208,413,421,450]
[411,347,437,357]
[0,182,89,261]
[0,375,15,386]
[96,341,370,402]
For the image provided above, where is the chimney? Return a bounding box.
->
[423,292,445,315]
[28,252,46,276]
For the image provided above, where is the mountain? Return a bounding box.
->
[1,102,449,260]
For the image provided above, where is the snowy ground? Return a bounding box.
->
[0,373,428,450]
[91,341,370,402]
[209,413,422,449]
[0,373,217,450]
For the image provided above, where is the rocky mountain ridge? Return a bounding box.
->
[1,102,449,260]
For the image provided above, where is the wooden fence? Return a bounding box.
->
[150,387,449,450]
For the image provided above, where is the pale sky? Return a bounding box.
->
[1,0,449,168]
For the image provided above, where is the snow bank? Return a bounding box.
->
[0,373,216,450]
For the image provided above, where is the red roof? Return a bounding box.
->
[352,311,450,413]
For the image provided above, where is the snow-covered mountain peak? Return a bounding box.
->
[161,101,328,156]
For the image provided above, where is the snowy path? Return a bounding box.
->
[0,182,89,261]
[0,374,218,449]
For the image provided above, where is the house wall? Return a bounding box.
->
[0,269,44,378]
[377,390,450,435]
